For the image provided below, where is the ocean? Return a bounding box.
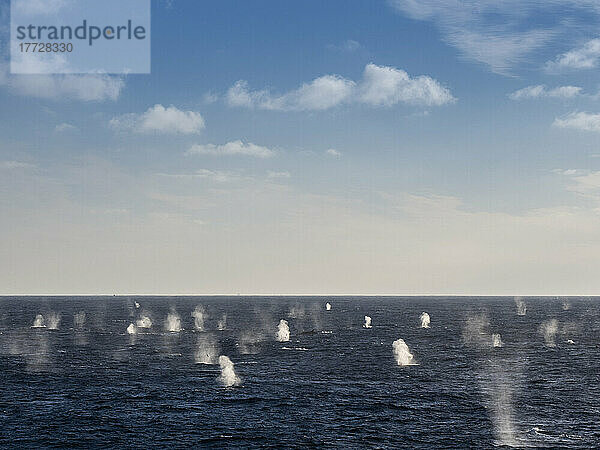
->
[0,296,598,448]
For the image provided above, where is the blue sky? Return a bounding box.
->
[2,0,600,295]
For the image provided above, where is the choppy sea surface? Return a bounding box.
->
[0,296,599,448]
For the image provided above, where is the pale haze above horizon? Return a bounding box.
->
[2,0,600,295]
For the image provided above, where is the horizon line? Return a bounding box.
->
[1,293,598,298]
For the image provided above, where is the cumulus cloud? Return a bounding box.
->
[226,76,356,111]
[0,20,124,103]
[388,0,600,74]
[553,112,600,133]
[110,104,205,135]
[6,74,124,101]
[546,39,600,71]
[186,140,275,158]
[325,148,342,157]
[358,63,454,106]
[226,63,454,111]
[509,85,583,100]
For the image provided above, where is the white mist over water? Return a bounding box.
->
[392,338,416,366]
[191,305,206,331]
[217,314,227,330]
[562,300,571,311]
[237,332,264,354]
[32,314,45,328]
[486,365,523,448]
[363,316,372,328]
[165,310,182,332]
[492,333,503,348]
[135,302,140,309]
[136,314,152,329]
[540,319,558,347]
[195,335,219,364]
[463,314,493,348]
[420,312,430,328]
[73,311,86,328]
[288,305,305,319]
[325,302,331,311]
[47,312,61,330]
[515,297,527,316]
[7,330,51,371]
[218,355,241,387]
[126,323,137,334]
[277,319,290,342]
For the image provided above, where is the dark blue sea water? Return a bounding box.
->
[1,296,599,448]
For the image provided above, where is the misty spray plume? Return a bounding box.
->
[195,334,219,364]
[492,333,503,348]
[462,314,493,348]
[420,312,430,328]
[73,311,86,329]
[217,314,227,330]
[392,338,416,366]
[539,319,558,347]
[218,355,241,387]
[136,313,152,329]
[363,316,372,328]
[165,309,182,332]
[191,305,206,331]
[32,314,45,328]
[47,312,61,330]
[325,302,331,311]
[277,319,290,342]
[515,297,526,316]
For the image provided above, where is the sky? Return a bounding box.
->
[1,0,600,295]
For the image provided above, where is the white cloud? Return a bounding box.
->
[0,160,35,169]
[569,171,600,193]
[202,91,219,104]
[7,74,124,101]
[187,140,275,158]
[226,76,356,111]
[388,0,600,74]
[267,171,291,179]
[158,169,239,183]
[327,39,362,52]
[552,169,579,176]
[509,85,583,100]
[553,112,600,133]
[0,40,123,102]
[555,168,600,197]
[55,122,77,132]
[110,104,205,135]
[546,39,600,71]
[226,63,454,111]
[13,0,68,15]
[359,63,454,106]
[325,148,342,157]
